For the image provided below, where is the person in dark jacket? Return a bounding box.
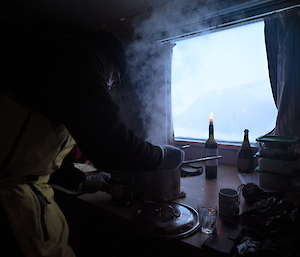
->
[0,14,184,257]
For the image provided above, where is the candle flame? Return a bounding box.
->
[209,113,213,123]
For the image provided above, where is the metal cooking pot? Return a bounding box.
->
[133,155,222,202]
[133,167,181,202]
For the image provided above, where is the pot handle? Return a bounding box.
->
[154,204,180,221]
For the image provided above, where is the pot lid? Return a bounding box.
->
[133,202,200,239]
[256,135,300,143]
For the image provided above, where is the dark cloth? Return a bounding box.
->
[50,161,87,191]
[0,202,26,256]
[66,144,90,163]
[0,15,162,174]
[50,145,93,191]
[50,143,90,190]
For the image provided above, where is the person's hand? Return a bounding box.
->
[158,145,185,170]
[81,171,111,194]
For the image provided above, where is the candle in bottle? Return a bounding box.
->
[209,113,213,125]
[205,113,218,179]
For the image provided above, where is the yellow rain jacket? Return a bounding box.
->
[0,94,76,257]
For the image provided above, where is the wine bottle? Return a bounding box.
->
[205,116,218,178]
[238,129,254,173]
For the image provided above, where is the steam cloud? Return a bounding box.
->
[125,0,234,145]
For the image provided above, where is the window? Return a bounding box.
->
[171,20,277,144]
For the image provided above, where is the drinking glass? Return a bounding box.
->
[198,204,218,234]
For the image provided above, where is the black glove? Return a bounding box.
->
[158,145,185,170]
[81,171,111,193]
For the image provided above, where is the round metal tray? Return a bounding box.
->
[133,202,200,239]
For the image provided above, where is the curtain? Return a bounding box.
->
[264,8,300,142]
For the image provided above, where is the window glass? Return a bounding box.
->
[171,20,277,143]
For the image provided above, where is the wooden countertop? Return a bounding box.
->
[52,164,253,254]
[52,163,300,257]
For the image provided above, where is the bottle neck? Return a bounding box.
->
[242,130,250,147]
[209,124,214,139]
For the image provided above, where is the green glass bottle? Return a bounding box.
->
[205,116,218,178]
[238,129,254,173]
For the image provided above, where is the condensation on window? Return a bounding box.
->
[171,20,277,143]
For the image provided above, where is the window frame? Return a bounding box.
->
[167,19,271,165]
[156,2,300,164]
[171,18,275,146]
[170,19,265,164]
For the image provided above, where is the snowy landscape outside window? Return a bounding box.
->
[171,20,277,143]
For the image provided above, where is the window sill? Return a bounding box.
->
[174,138,258,166]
